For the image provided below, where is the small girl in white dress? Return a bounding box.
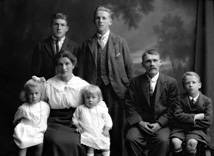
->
[72,85,113,156]
[13,76,50,156]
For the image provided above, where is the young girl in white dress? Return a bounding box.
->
[72,85,113,156]
[13,76,50,156]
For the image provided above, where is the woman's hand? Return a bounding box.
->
[75,127,83,133]
[102,129,110,137]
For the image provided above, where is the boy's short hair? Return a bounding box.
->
[82,85,103,102]
[93,5,114,20]
[182,71,201,86]
[142,49,160,62]
[51,12,69,26]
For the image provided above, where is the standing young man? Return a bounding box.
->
[124,49,179,156]
[31,12,79,79]
[78,6,134,156]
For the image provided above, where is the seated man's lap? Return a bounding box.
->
[125,126,170,150]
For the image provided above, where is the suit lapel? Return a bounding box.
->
[141,74,150,105]
[193,93,204,110]
[44,37,55,57]
[88,34,98,66]
[181,94,192,110]
[61,36,69,51]
[106,32,120,60]
[154,73,165,104]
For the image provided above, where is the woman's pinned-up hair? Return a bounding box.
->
[54,50,77,67]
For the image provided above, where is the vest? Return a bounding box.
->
[96,42,110,86]
[149,87,156,123]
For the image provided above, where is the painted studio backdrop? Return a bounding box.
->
[0,0,214,155]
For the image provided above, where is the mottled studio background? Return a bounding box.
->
[0,0,213,155]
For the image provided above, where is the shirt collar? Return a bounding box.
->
[147,72,159,82]
[189,93,200,102]
[97,30,110,41]
[52,36,65,43]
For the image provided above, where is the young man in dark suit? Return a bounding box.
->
[31,12,79,79]
[124,49,179,156]
[78,6,134,156]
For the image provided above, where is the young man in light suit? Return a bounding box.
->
[78,6,134,156]
[124,49,179,156]
[31,12,79,79]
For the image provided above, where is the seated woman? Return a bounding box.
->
[42,50,89,156]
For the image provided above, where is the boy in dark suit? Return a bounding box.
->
[170,71,213,156]
[78,6,134,156]
[31,12,79,79]
[124,49,179,156]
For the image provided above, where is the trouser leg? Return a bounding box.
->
[124,127,147,156]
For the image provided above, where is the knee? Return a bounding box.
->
[186,139,198,154]
[186,139,198,149]
[125,131,138,143]
[171,138,182,149]
[158,133,169,145]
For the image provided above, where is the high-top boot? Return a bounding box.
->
[185,147,196,156]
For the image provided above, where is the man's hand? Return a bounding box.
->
[138,121,154,135]
[150,123,161,133]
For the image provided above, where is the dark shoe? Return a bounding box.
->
[172,151,183,156]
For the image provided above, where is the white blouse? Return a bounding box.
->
[45,75,89,109]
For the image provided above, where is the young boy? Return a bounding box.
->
[170,71,213,156]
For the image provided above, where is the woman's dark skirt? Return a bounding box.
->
[42,108,85,156]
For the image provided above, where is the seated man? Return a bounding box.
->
[124,49,179,156]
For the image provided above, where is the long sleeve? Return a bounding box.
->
[101,103,113,129]
[174,94,213,130]
[157,79,179,127]
[13,104,30,126]
[120,38,135,80]
[31,43,43,77]
[193,97,213,129]
[125,78,143,126]
[72,107,81,128]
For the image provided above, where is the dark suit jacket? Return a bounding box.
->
[171,93,213,144]
[78,32,134,99]
[31,36,79,79]
[125,73,179,128]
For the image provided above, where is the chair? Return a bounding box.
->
[195,142,212,156]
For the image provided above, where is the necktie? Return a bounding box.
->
[53,39,60,53]
[98,36,105,50]
[149,80,154,96]
[190,99,195,106]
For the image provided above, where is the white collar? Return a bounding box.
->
[189,93,200,102]
[147,72,159,82]
[47,74,75,91]
[52,36,65,42]
[97,30,110,40]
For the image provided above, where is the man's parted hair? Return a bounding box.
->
[51,12,69,26]
[93,5,114,20]
[142,49,160,62]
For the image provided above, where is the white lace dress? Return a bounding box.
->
[13,101,50,149]
[72,101,113,150]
